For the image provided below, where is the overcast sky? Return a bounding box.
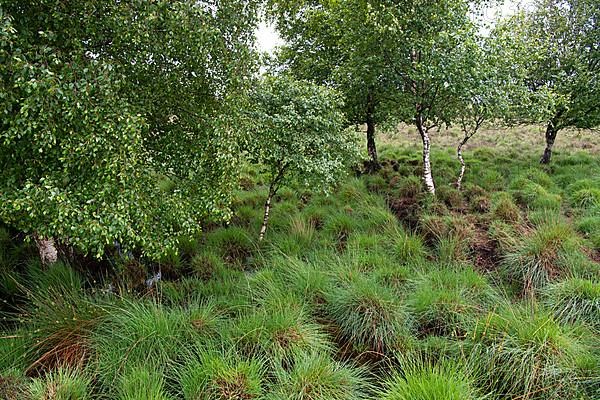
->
[256,0,533,53]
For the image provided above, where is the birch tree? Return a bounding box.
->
[246,76,360,240]
[509,0,600,163]
[0,1,259,258]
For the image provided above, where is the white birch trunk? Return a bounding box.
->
[456,136,469,191]
[416,116,435,195]
[259,193,272,241]
[34,234,58,266]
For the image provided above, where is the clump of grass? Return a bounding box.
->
[29,367,91,400]
[571,188,600,209]
[270,216,317,256]
[92,300,193,385]
[325,276,411,353]
[490,192,521,222]
[323,211,359,250]
[372,264,411,290]
[576,215,600,249]
[511,180,562,211]
[205,227,256,266]
[435,234,470,265]
[365,174,387,194]
[269,352,370,400]
[230,299,332,362]
[487,220,519,253]
[0,370,30,400]
[18,266,105,375]
[407,267,497,336]
[118,365,172,400]
[190,250,227,281]
[179,350,264,400]
[436,186,465,210]
[388,228,428,264]
[378,354,485,400]
[542,277,600,329]
[469,303,591,398]
[501,221,584,293]
[0,332,30,374]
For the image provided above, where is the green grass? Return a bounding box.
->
[501,220,586,293]
[378,354,485,400]
[268,352,370,400]
[543,277,600,330]
[1,140,599,399]
[407,266,498,336]
[469,303,593,399]
[325,275,411,353]
[29,367,92,400]
[178,349,265,400]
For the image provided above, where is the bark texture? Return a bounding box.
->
[416,115,435,195]
[33,234,58,266]
[540,122,559,164]
[259,191,273,241]
[456,135,469,191]
[365,92,379,172]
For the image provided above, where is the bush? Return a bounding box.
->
[268,352,370,400]
[325,276,411,353]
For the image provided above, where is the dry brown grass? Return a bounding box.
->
[370,123,599,154]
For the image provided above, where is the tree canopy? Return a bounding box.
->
[0,0,260,258]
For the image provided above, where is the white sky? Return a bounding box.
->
[255,0,534,53]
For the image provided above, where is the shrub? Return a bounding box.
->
[325,276,411,353]
[378,355,485,400]
[542,278,600,330]
[268,352,370,400]
[502,222,584,293]
[407,267,497,336]
[29,368,91,400]
[179,350,264,400]
[118,366,172,400]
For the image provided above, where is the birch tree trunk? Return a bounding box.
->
[365,92,379,172]
[456,135,470,191]
[259,189,274,241]
[366,115,378,172]
[33,234,58,266]
[416,115,436,195]
[540,122,559,164]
